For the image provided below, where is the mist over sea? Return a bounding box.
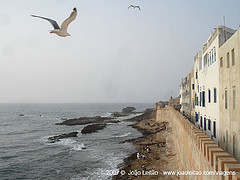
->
[0,103,153,180]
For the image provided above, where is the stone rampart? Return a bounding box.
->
[156,105,240,180]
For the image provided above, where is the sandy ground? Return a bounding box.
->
[113,110,180,180]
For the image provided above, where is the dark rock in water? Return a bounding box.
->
[55,116,114,126]
[81,123,106,134]
[48,131,78,143]
[104,119,121,123]
[122,107,136,114]
[111,107,137,117]
[19,114,24,116]
[111,112,128,118]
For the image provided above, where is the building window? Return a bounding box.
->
[233,89,236,110]
[208,54,210,66]
[200,92,202,106]
[214,47,216,62]
[195,94,198,106]
[232,49,235,66]
[227,52,230,68]
[202,91,205,107]
[195,112,199,122]
[208,89,211,103]
[226,130,229,151]
[200,116,203,128]
[212,50,214,63]
[225,90,228,109]
[196,71,198,79]
[213,88,217,103]
[208,119,211,131]
[195,94,196,105]
[233,135,236,157]
[220,57,223,67]
[192,84,195,90]
[213,121,216,138]
[214,88,217,103]
[204,117,206,131]
[210,52,212,65]
[204,54,207,67]
[199,57,202,71]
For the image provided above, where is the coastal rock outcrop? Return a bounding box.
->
[48,131,78,143]
[122,107,136,114]
[111,112,128,118]
[55,116,114,126]
[81,123,106,134]
[111,107,137,118]
[125,108,155,122]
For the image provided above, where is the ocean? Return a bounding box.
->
[0,103,153,180]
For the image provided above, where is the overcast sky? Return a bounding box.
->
[0,0,239,103]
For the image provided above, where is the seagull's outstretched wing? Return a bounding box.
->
[128,5,134,9]
[136,6,141,10]
[31,15,60,30]
[61,7,77,31]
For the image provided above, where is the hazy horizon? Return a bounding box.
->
[1,0,240,103]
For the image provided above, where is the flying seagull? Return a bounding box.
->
[128,5,141,11]
[31,7,77,37]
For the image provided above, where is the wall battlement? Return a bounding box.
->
[156,105,240,180]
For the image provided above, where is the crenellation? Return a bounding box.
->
[218,157,238,172]
[156,104,240,179]
[209,148,224,166]
[224,164,240,180]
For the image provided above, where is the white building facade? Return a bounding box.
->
[193,26,235,145]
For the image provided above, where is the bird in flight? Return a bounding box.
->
[31,7,77,37]
[128,5,141,11]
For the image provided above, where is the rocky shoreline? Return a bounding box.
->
[55,106,142,135]
[113,108,179,180]
[55,116,115,126]
[46,106,180,179]
[47,107,144,144]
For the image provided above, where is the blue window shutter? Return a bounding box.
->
[200,92,202,106]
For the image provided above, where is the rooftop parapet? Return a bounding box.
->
[202,25,236,53]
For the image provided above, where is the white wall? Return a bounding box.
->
[194,28,220,145]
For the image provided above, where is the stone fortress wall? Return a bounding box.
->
[155,103,240,180]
